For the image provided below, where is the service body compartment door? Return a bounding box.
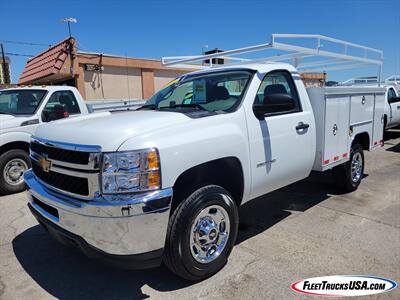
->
[372,93,385,147]
[350,95,374,125]
[324,96,350,164]
[309,86,386,171]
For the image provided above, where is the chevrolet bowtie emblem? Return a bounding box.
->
[39,155,52,172]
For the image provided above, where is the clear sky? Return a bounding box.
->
[1,0,399,83]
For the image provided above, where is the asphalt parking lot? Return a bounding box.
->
[0,129,399,300]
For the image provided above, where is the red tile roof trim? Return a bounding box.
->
[19,37,75,84]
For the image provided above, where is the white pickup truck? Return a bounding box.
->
[0,86,144,195]
[24,35,386,280]
[0,86,90,194]
[383,84,400,130]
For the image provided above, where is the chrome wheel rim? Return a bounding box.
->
[190,205,230,264]
[351,152,362,183]
[3,158,28,186]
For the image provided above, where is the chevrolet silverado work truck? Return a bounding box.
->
[24,35,386,280]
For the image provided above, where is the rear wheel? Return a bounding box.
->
[334,143,364,192]
[164,185,238,281]
[0,150,30,195]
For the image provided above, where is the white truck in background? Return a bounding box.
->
[24,35,386,281]
[383,84,400,130]
[0,86,90,194]
[0,86,144,194]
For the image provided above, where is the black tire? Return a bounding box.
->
[0,149,31,195]
[163,185,239,281]
[383,117,387,140]
[333,143,364,192]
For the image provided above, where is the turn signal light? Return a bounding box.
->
[147,150,159,169]
[147,172,160,189]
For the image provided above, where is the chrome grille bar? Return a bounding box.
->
[30,136,102,200]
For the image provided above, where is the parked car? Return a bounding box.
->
[24,61,385,280]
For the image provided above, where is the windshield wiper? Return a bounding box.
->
[162,103,208,111]
[137,104,157,110]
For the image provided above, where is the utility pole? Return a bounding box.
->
[0,43,10,84]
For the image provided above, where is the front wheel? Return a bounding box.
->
[163,185,238,281]
[334,143,364,192]
[0,150,31,195]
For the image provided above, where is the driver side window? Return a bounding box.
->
[388,88,396,100]
[255,70,301,115]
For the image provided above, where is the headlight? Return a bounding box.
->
[101,148,161,194]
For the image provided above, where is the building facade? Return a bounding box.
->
[18,38,193,101]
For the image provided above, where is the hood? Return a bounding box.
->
[35,110,191,151]
[0,114,32,130]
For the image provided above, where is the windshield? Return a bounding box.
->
[144,70,253,113]
[0,90,47,115]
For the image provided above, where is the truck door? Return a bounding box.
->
[387,88,400,127]
[247,70,315,199]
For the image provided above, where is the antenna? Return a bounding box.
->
[61,18,78,37]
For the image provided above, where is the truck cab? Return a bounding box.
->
[384,85,400,129]
[0,86,89,194]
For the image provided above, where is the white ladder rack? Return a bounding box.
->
[161,34,384,82]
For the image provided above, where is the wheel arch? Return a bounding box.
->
[171,157,245,213]
[0,141,30,156]
[352,132,370,150]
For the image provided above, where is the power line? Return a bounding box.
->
[4,52,34,57]
[0,40,51,47]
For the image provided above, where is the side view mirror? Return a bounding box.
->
[388,96,400,104]
[42,104,69,122]
[253,93,296,120]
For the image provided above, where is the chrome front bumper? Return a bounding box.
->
[24,170,172,257]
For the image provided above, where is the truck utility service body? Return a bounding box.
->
[24,34,385,280]
[340,80,400,130]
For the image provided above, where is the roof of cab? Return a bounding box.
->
[2,85,78,92]
[181,62,298,77]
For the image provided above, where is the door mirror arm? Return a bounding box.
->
[388,96,400,104]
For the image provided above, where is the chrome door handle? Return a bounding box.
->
[296,122,310,130]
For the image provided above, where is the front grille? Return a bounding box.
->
[32,162,89,196]
[31,141,90,165]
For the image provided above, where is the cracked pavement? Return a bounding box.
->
[0,129,399,299]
